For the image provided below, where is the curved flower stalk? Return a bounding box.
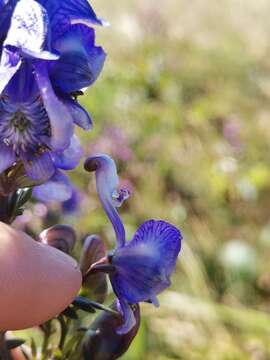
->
[84,154,130,248]
[0,0,106,184]
[85,154,182,334]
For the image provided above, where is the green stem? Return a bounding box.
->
[41,322,52,360]
[59,316,70,351]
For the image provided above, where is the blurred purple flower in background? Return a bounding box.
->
[85,154,182,334]
[91,127,134,162]
[0,0,106,184]
[223,115,243,153]
[61,186,83,214]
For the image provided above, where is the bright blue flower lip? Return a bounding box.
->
[109,219,182,333]
[84,154,130,248]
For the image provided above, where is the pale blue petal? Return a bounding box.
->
[32,170,72,202]
[34,61,74,151]
[22,151,55,182]
[52,134,84,170]
[64,98,92,130]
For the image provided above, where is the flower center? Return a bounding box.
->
[0,95,51,154]
[10,112,31,133]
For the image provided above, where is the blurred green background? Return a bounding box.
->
[16,0,270,358]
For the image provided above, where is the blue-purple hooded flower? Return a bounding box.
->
[109,220,182,334]
[85,154,182,334]
[0,0,106,184]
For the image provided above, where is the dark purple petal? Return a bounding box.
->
[0,1,16,47]
[22,151,55,182]
[34,61,74,151]
[64,98,92,130]
[4,58,39,102]
[80,234,108,303]
[0,143,15,172]
[82,301,140,358]
[84,154,129,248]
[50,25,106,93]
[39,224,76,254]
[39,0,107,41]
[32,170,72,202]
[52,135,83,170]
[3,0,58,60]
[110,220,182,305]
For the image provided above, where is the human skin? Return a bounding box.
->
[0,222,82,330]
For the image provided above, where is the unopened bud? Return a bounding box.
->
[38,224,76,254]
[80,235,108,303]
[82,302,140,360]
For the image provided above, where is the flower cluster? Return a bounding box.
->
[0,0,105,196]
[0,1,183,358]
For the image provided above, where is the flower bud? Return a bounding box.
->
[80,235,107,303]
[82,302,140,360]
[38,224,76,254]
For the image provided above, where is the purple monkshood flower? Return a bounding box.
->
[84,154,182,334]
[0,0,106,184]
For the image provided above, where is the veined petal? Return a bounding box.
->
[39,0,106,40]
[52,134,83,170]
[0,143,15,173]
[84,154,129,248]
[110,220,182,305]
[50,25,106,93]
[22,150,55,182]
[3,0,58,60]
[32,170,72,202]
[34,61,74,151]
[129,220,182,276]
[4,58,39,102]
